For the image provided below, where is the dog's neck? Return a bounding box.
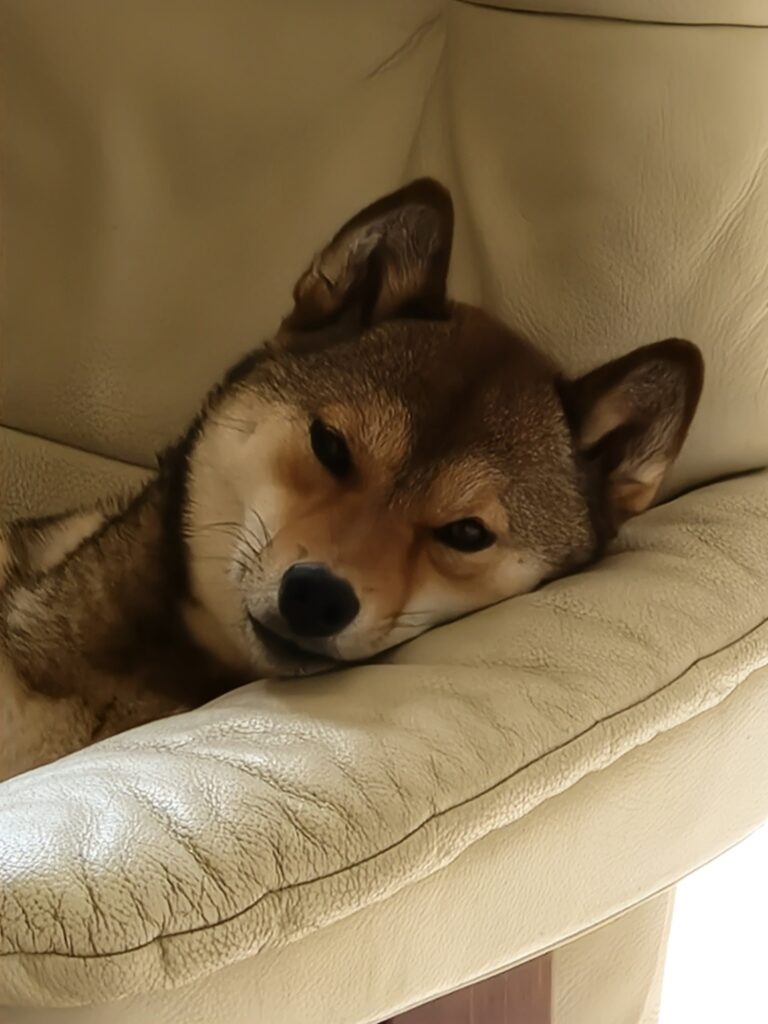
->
[1,470,248,713]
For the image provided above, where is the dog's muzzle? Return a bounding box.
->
[278,563,360,639]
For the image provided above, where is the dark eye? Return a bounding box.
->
[434,518,496,553]
[310,418,351,479]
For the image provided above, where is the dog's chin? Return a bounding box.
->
[246,614,336,678]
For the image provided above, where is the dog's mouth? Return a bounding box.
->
[247,613,323,663]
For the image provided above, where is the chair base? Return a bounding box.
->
[385,954,552,1023]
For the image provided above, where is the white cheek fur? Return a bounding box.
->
[187,413,551,666]
[398,552,547,629]
[330,551,548,661]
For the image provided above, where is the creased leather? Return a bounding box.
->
[409,2,768,499]
[458,1,768,26]
[1,472,767,1007]
[0,0,445,467]
[5,2,768,497]
[3,1,768,1018]
[0,427,149,521]
[5,668,767,1022]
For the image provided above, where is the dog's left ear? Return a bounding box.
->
[280,178,453,342]
[561,339,704,526]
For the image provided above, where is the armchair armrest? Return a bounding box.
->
[2,471,768,1008]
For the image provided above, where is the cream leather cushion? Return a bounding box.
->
[1,0,444,470]
[418,1,768,499]
[463,1,768,25]
[4,1,768,499]
[4,1,768,1018]
[2,471,768,1007]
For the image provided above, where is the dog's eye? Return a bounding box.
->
[434,518,496,553]
[310,418,351,479]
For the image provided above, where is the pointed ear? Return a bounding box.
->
[561,339,704,526]
[279,178,453,344]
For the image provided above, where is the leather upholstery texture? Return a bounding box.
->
[460,1,768,25]
[2,472,768,1010]
[0,427,149,522]
[5,2,768,495]
[553,892,675,1024]
[5,665,764,1022]
[2,1,768,1020]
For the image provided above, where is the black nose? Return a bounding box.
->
[278,563,360,638]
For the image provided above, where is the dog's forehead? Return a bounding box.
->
[345,302,546,388]
[305,310,568,503]
[258,304,568,486]
[370,309,561,455]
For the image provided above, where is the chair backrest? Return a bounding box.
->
[3,0,768,518]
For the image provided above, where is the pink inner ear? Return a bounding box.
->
[578,391,629,448]
[283,181,453,336]
[575,380,677,521]
[609,472,665,520]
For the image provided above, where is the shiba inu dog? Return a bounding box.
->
[0,179,703,780]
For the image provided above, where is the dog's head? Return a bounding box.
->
[183,179,703,676]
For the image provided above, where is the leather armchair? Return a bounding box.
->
[3,3,768,1021]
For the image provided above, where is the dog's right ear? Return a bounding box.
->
[560,338,704,530]
[278,178,453,347]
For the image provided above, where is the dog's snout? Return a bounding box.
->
[278,563,360,638]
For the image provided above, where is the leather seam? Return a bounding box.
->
[2,612,767,962]
[0,421,152,472]
[455,1,768,29]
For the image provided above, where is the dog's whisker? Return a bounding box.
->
[214,412,258,427]
[248,506,272,548]
[191,519,271,566]
[192,520,244,538]
[237,542,263,566]
[206,416,257,435]
[241,522,269,551]
[385,610,441,625]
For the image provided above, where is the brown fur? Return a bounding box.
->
[0,179,704,780]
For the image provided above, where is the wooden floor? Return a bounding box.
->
[383,953,551,1024]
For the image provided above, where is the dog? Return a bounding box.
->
[0,179,704,781]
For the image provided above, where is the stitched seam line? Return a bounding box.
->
[455,1,768,29]
[3,610,766,962]
[0,422,151,472]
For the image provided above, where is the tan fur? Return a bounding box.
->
[0,178,703,781]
